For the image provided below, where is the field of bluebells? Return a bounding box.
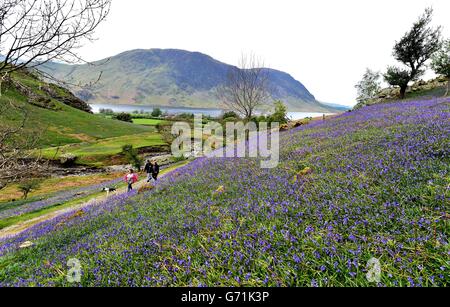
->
[0,98,448,287]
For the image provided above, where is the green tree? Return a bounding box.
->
[151,108,163,117]
[431,39,450,96]
[385,8,442,99]
[222,111,240,120]
[18,180,41,200]
[99,108,114,115]
[384,67,411,98]
[121,144,143,171]
[355,68,382,104]
[269,101,288,124]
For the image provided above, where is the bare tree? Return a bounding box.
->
[217,53,270,119]
[0,0,111,190]
[0,99,42,190]
[0,0,111,90]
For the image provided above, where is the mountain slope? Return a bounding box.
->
[41,49,337,112]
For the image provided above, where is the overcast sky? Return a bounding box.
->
[78,0,450,106]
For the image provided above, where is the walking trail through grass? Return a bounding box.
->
[0,161,189,239]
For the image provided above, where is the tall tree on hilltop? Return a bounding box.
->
[384,8,442,99]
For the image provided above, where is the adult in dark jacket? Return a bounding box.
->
[144,160,153,182]
[152,160,160,182]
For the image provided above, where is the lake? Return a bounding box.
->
[89,103,333,121]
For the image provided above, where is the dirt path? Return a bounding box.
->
[0,168,177,240]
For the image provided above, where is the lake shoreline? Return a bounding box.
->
[89,103,335,121]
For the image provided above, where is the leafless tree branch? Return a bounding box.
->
[0,99,44,190]
[0,0,111,76]
[217,53,270,119]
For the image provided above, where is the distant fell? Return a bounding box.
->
[41,49,341,112]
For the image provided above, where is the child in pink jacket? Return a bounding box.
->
[124,169,138,192]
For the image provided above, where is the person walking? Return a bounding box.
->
[144,160,153,183]
[124,169,138,192]
[151,160,160,183]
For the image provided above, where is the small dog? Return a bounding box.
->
[102,187,117,196]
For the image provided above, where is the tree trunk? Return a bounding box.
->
[247,110,252,120]
[445,80,449,97]
[400,85,407,99]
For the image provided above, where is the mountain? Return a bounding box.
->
[41,49,338,112]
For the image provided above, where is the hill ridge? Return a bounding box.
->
[41,49,339,112]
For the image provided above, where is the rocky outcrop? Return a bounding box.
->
[5,68,92,113]
[59,153,78,167]
[409,76,448,92]
[42,84,92,113]
[355,76,449,109]
[8,77,58,110]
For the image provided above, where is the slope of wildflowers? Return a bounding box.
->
[0,98,449,287]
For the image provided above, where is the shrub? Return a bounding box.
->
[121,144,143,171]
[222,111,239,120]
[17,179,41,199]
[151,108,163,118]
[268,101,289,124]
[99,108,114,115]
[114,112,133,123]
[223,116,239,123]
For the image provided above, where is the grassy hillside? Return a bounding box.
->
[0,97,448,287]
[0,70,152,148]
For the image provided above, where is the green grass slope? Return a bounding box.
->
[0,70,153,148]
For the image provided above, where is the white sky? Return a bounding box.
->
[78,0,450,107]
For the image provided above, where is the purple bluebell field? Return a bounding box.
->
[0,98,448,287]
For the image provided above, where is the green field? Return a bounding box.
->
[40,132,167,166]
[132,118,167,126]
